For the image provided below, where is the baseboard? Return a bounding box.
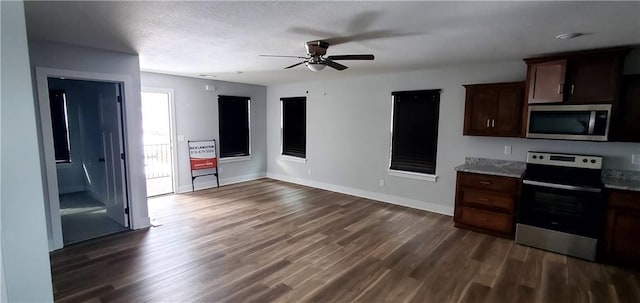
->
[176,172,267,193]
[266,173,454,216]
[58,184,84,194]
[132,216,151,230]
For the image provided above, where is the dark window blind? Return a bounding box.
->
[218,95,250,158]
[49,89,71,163]
[390,89,441,174]
[281,97,306,158]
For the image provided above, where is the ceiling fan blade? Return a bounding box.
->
[284,61,306,69]
[261,55,308,59]
[326,54,374,61]
[325,60,348,71]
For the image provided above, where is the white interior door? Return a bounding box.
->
[99,83,128,227]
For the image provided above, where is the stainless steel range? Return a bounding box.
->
[515,151,606,261]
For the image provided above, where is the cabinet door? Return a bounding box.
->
[527,59,566,104]
[611,75,640,142]
[494,85,524,136]
[463,88,496,135]
[605,208,640,268]
[566,55,622,103]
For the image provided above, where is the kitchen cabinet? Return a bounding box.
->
[524,47,629,105]
[526,60,566,104]
[463,82,524,137]
[603,190,640,269]
[611,75,640,142]
[454,172,520,238]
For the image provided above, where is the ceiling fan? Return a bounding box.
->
[261,40,374,72]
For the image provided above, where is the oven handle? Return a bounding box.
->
[522,179,602,193]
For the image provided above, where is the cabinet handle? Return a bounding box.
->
[557,83,564,94]
[478,197,489,202]
[479,181,491,185]
[491,119,495,128]
[570,84,575,95]
[486,119,490,128]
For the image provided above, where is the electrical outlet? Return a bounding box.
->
[633,154,640,165]
[379,179,385,187]
[307,168,312,175]
[504,145,512,155]
[218,167,224,173]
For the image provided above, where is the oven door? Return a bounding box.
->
[518,180,605,239]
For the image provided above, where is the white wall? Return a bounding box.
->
[79,82,111,201]
[1,1,54,301]
[266,51,640,215]
[141,72,267,192]
[48,79,91,194]
[28,40,151,249]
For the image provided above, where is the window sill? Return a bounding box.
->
[219,155,252,164]
[280,155,307,163]
[388,169,438,182]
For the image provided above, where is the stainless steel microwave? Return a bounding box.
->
[526,104,612,141]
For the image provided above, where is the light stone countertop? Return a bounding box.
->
[454,159,640,191]
[602,169,640,192]
[454,158,526,179]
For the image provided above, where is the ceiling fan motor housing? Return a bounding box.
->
[305,40,329,57]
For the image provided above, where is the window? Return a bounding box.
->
[218,95,250,158]
[390,89,441,175]
[281,97,306,158]
[49,89,71,163]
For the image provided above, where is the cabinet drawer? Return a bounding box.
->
[608,190,640,211]
[457,206,513,234]
[457,172,519,193]
[459,188,514,212]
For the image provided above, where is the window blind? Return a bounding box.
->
[281,97,306,158]
[218,95,250,158]
[390,89,441,174]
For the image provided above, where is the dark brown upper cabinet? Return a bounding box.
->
[524,47,630,105]
[526,59,566,104]
[611,75,640,142]
[463,82,525,137]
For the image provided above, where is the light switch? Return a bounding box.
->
[177,135,185,142]
[632,154,640,165]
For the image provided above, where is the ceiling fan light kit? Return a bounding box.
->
[306,62,326,72]
[261,40,375,72]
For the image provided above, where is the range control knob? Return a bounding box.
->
[533,155,538,159]
[591,159,597,164]
[583,159,588,163]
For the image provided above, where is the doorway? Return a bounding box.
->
[47,78,129,245]
[141,88,176,197]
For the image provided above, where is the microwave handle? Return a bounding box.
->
[588,111,596,135]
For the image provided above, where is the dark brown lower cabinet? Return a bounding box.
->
[454,172,519,238]
[604,190,640,269]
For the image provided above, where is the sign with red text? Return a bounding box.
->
[189,140,217,170]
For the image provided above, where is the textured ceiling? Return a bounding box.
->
[24,1,640,85]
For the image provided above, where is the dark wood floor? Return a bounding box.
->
[50,179,640,302]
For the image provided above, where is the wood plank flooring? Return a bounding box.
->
[50,179,640,302]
